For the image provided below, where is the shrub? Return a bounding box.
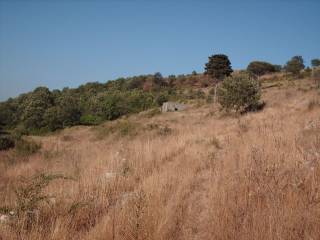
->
[311,58,320,68]
[247,61,277,77]
[0,173,72,229]
[217,73,262,112]
[92,90,154,121]
[80,114,103,125]
[0,135,15,151]
[11,125,28,139]
[15,138,41,156]
[155,94,168,106]
[126,90,154,113]
[186,89,205,99]
[285,56,305,76]
[14,173,69,213]
[206,95,213,103]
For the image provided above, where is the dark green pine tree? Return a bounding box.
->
[205,54,233,81]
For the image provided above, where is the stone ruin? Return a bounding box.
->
[161,102,186,112]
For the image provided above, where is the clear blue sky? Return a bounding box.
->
[0,0,319,101]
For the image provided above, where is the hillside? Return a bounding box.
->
[0,76,319,239]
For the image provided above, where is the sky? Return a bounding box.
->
[0,0,319,101]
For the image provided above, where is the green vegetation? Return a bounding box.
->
[0,73,207,136]
[0,121,15,150]
[0,135,15,151]
[311,58,320,68]
[285,56,305,76]
[0,53,313,138]
[247,61,280,77]
[217,73,262,112]
[80,115,103,125]
[204,54,233,81]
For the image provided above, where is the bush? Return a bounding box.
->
[186,89,205,99]
[80,114,103,125]
[11,125,28,139]
[0,135,15,151]
[285,56,305,76]
[15,138,41,156]
[247,61,277,77]
[0,172,72,229]
[217,73,262,112]
[311,59,320,68]
[155,94,168,106]
[14,173,69,213]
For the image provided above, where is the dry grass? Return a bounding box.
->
[0,77,320,240]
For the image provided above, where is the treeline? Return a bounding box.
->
[0,73,208,135]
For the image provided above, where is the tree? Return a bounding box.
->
[285,56,305,76]
[0,100,19,128]
[167,75,176,87]
[217,73,262,112]
[91,92,127,120]
[311,59,320,68]
[21,87,53,130]
[247,61,276,77]
[128,76,145,90]
[152,72,167,88]
[204,54,233,81]
[57,94,81,127]
[43,106,63,131]
[273,65,282,72]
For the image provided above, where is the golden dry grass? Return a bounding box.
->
[0,77,320,240]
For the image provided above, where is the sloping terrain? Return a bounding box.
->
[0,77,320,240]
